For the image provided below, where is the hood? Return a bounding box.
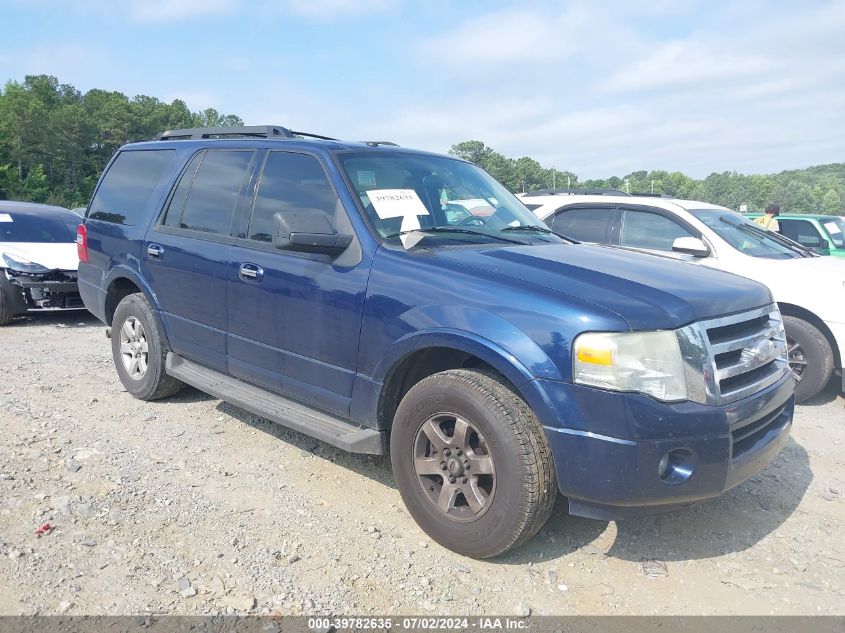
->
[773,253,845,275]
[433,243,772,330]
[0,243,79,272]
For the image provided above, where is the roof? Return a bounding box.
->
[0,200,73,216]
[124,136,456,161]
[520,191,732,213]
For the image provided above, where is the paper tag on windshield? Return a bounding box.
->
[368,189,429,247]
[0,213,12,222]
[369,189,429,221]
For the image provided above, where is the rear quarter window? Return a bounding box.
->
[88,150,176,225]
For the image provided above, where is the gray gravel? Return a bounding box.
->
[0,311,843,615]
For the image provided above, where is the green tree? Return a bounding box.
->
[0,75,249,205]
[821,189,842,214]
[21,164,49,202]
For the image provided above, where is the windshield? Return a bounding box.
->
[338,152,562,246]
[0,211,77,243]
[689,209,800,259]
[822,218,845,248]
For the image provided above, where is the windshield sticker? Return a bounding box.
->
[357,170,377,188]
[0,213,12,222]
[368,189,430,248]
[824,221,842,234]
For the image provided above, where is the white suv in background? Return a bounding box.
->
[519,190,845,402]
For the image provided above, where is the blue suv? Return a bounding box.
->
[77,126,794,558]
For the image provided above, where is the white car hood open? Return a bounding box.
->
[0,243,79,272]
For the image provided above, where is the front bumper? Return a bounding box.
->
[540,373,794,521]
[2,268,83,312]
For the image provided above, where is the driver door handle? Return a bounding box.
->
[239,263,264,282]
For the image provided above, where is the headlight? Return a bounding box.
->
[2,253,51,274]
[573,330,688,402]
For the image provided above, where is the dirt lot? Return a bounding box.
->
[0,311,843,617]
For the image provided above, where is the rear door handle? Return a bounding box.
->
[239,263,264,282]
[147,244,163,258]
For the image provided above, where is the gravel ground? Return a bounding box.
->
[0,311,843,617]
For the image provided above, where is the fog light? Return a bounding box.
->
[658,448,696,485]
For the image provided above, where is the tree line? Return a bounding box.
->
[449,141,844,215]
[0,75,842,215]
[0,75,242,207]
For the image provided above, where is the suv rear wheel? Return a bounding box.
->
[783,315,834,402]
[111,293,182,400]
[391,369,557,558]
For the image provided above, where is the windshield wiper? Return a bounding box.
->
[386,226,526,245]
[501,224,576,243]
[721,217,814,257]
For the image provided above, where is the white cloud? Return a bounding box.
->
[397,0,845,177]
[128,0,236,21]
[283,0,396,19]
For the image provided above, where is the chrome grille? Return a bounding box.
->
[678,304,791,405]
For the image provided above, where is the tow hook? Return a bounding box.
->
[105,327,112,339]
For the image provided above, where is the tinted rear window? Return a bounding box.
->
[89,150,175,225]
[0,212,76,243]
[164,150,254,236]
[550,207,613,242]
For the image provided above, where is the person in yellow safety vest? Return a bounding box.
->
[754,203,780,231]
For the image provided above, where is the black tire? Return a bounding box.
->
[111,293,182,401]
[0,285,14,326]
[391,369,557,559]
[783,315,834,402]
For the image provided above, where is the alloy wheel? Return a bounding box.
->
[119,316,149,380]
[786,334,807,382]
[413,413,496,522]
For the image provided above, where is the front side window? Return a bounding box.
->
[338,152,561,246]
[619,209,695,252]
[164,150,253,236]
[778,219,825,248]
[89,150,175,225]
[822,219,845,248]
[550,207,613,242]
[248,152,339,243]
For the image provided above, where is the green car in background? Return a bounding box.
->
[747,213,845,257]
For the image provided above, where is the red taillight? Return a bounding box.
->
[76,224,88,263]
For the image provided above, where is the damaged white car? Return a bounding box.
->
[0,201,84,325]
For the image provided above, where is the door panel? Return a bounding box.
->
[226,151,369,417]
[143,235,230,371]
[143,149,255,372]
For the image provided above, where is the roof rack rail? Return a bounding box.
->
[628,192,672,198]
[525,188,631,197]
[363,141,399,147]
[291,130,338,141]
[156,125,296,140]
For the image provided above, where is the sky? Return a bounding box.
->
[1,0,843,178]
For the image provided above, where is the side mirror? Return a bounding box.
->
[273,212,352,257]
[672,236,710,257]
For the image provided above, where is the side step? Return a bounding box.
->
[165,353,386,455]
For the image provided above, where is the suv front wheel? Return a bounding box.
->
[783,315,834,402]
[391,369,557,558]
[111,293,182,401]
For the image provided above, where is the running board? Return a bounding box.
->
[165,353,386,454]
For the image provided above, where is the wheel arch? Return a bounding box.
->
[103,267,159,325]
[103,267,172,350]
[374,331,558,432]
[778,302,841,368]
